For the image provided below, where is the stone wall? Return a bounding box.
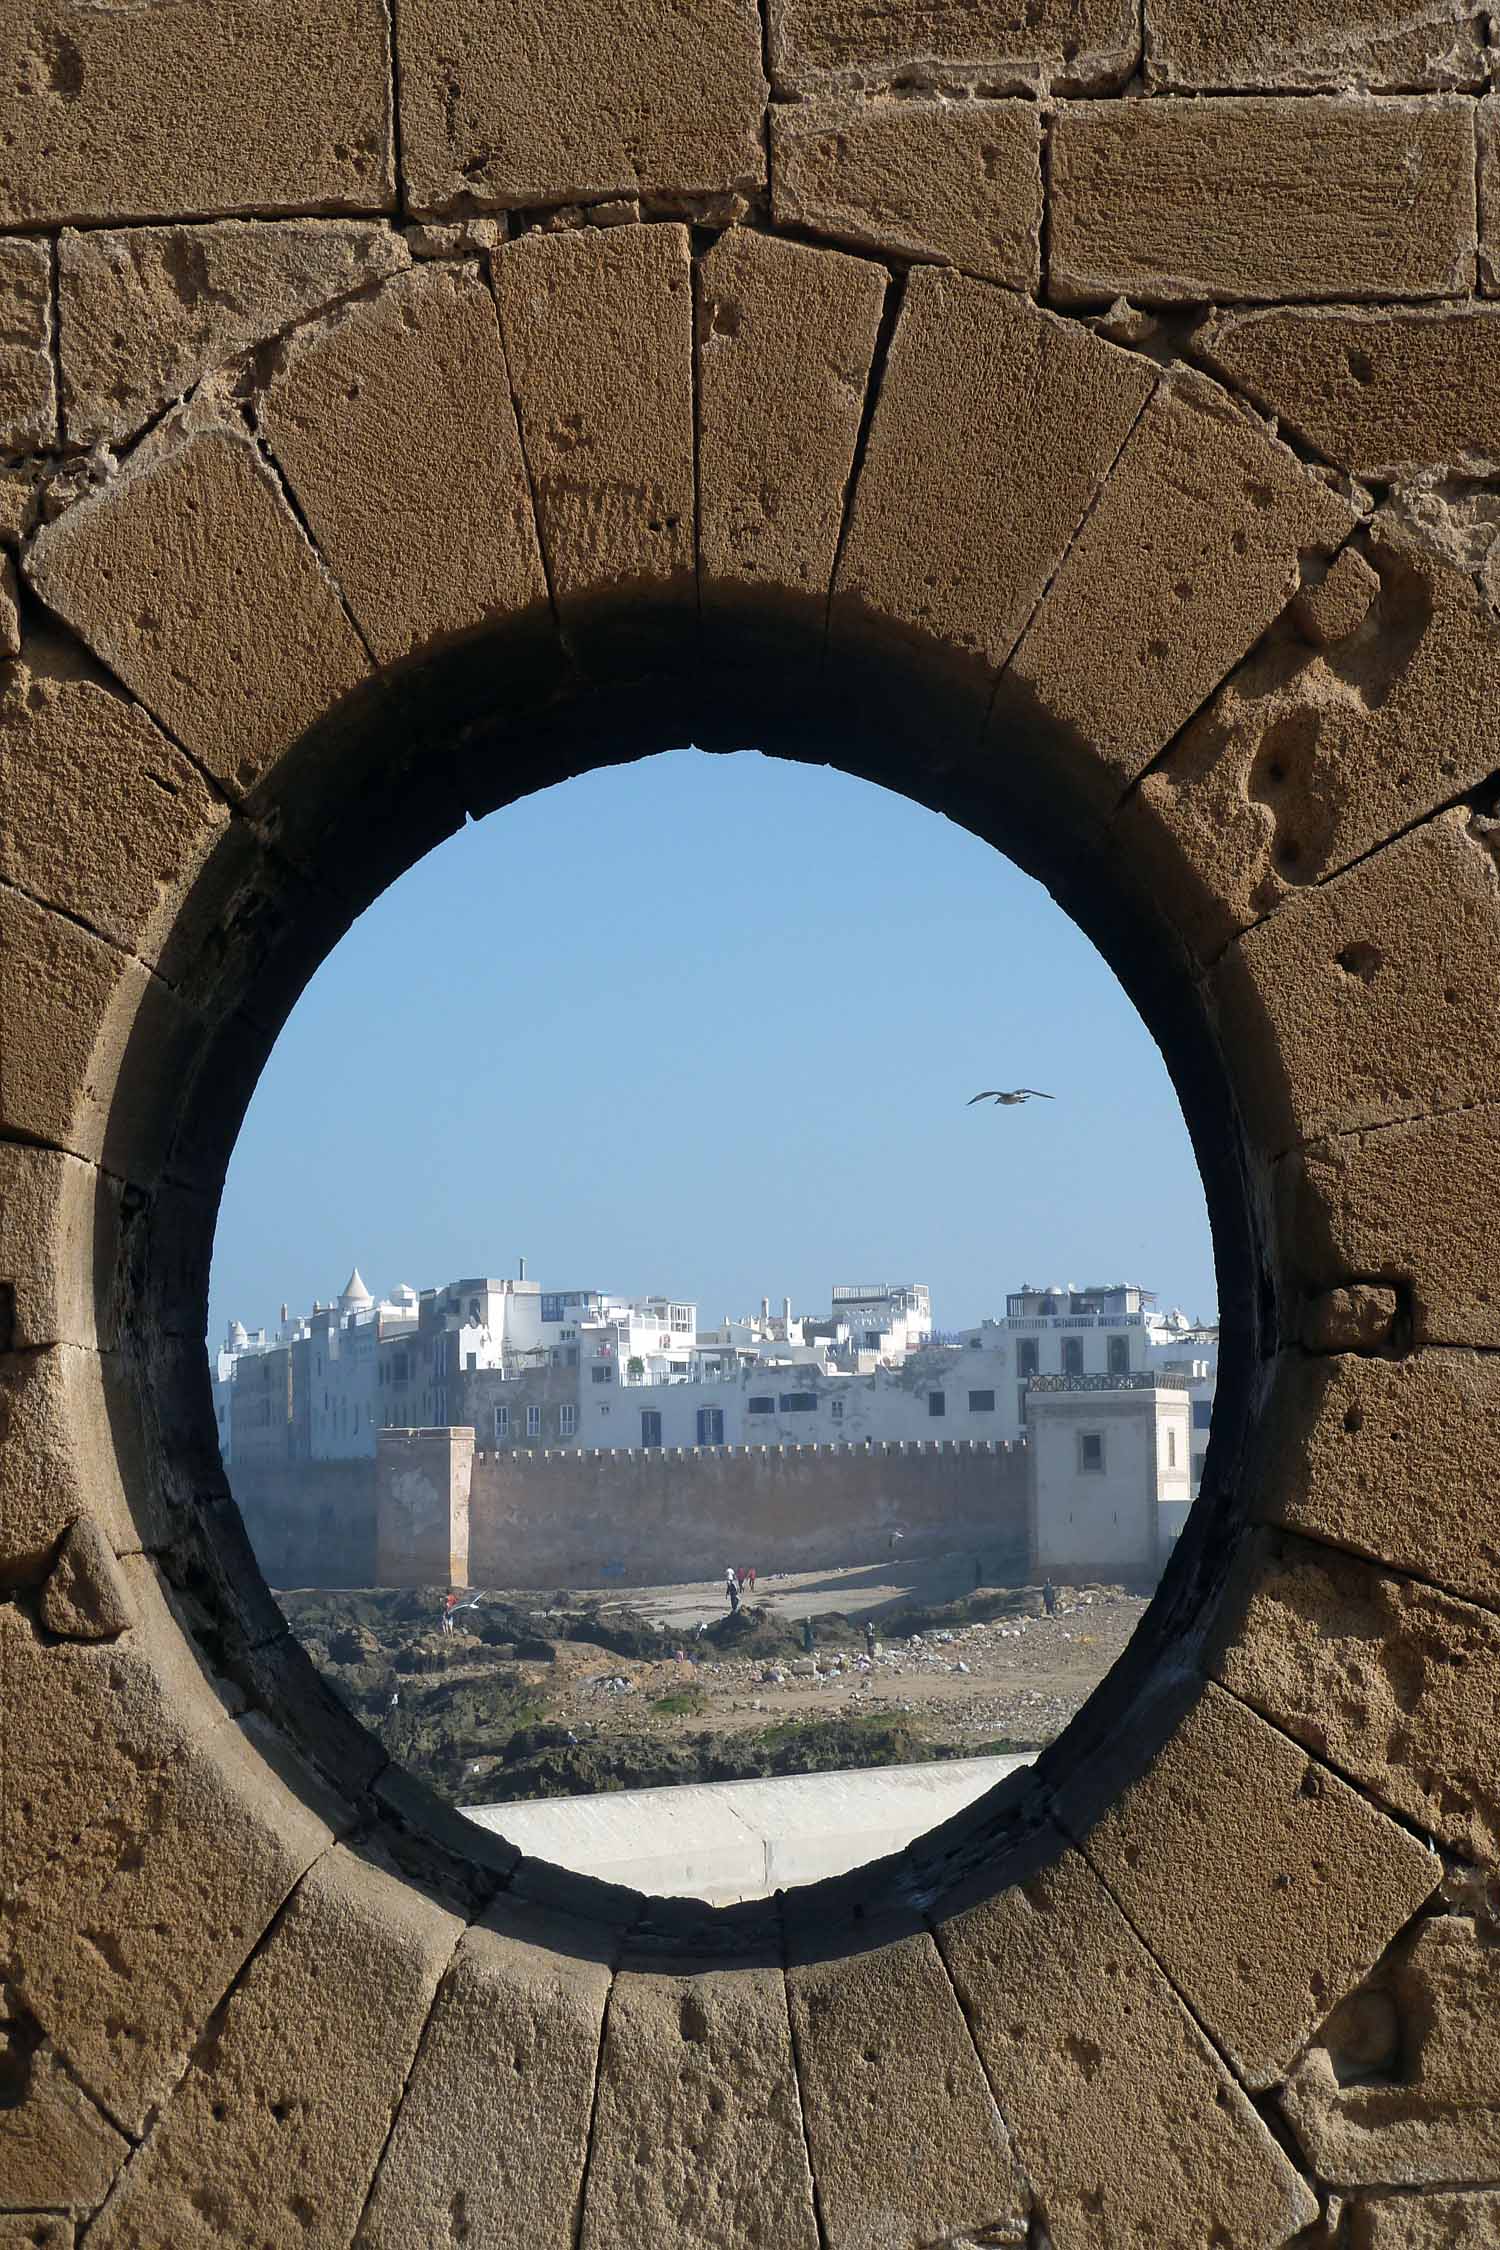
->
[232,1457,380,1586]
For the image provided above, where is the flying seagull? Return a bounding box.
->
[967,1088,1055,1106]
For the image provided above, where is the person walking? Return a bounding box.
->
[726,1566,740,1615]
[1042,1577,1057,1617]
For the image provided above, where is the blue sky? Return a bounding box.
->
[209,750,1217,1346]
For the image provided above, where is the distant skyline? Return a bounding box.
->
[210,749,1218,1348]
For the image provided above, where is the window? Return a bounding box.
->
[1079,1431,1105,1473]
[1062,1338,1084,1377]
[525,1404,541,1438]
[696,1406,724,1444]
[1192,1400,1213,1430]
[779,1392,817,1412]
[494,1405,510,1441]
[671,1305,692,1331]
[591,1364,613,1384]
[1017,1339,1039,1379]
[560,1403,577,1437]
[864,1330,881,1350]
[1107,1335,1129,1376]
[465,1350,477,1373]
[641,1410,663,1447]
[830,1397,844,1421]
[928,1391,946,1418]
[968,1389,995,1413]
[1167,1427,1177,1467]
[748,1396,775,1415]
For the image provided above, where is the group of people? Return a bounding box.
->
[724,1564,758,1612]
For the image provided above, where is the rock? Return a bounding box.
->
[0,238,57,455]
[766,0,1138,96]
[38,1517,134,1641]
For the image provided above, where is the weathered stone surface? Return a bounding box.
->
[0,2005,128,2215]
[770,95,1042,287]
[830,266,1153,704]
[491,226,695,652]
[1211,810,1500,1154]
[996,372,1353,811]
[23,423,370,796]
[2,1567,343,2136]
[934,1835,1319,2245]
[767,0,1138,95]
[398,0,765,215]
[0,2218,75,2248]
[1212,1529,1500,1861]
[1352,2188,1500,2244]
[1280,1104,1500,1348]
[38,1515,134,1640]
[1062,1680,1438,2089]
[697,230,886,643]
[0,552,20,658]
[1281,1916,1500,2187]
[1482,101,1500,296]
[0,1,393,226]
[1145,0,1485,91]
[1050,97,1477,305]
[0,1142,120,1354]
[59,220,410,449]
[358,1900,613,2248]
[0,1346,146,1577]
[0,239,56,456]
[1118,527,1500,961]
[1300,1283,1398,1352]
[787,1917,1031,2249]
[579,1960,820,2249]
[258,262,550,665]
[87,1847,460,2246]
[1200,304,1500,478]
[1249,1350,1500,1611]
[2,635,230,957]
[1292,544,1381,647]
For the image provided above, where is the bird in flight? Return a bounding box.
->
[967,1088,1055,1106]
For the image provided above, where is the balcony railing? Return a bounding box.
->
[1028,1371,1191,1393]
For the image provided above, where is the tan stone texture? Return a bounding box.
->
[38,1514,134,1640]
[1200,304,1500,478]
[1062,1681,1438,2089]
[0,1,393,227]
[578,1961,820,2249]
[86,1848,460,2247]
[357,1900,612,2248]
[996,373,1353,810]
[0,2019,128,2215]
[771,95,1042,287]
[0,1142,120,1354]
[1119,527,1500,961]
[24,424,370,794]
[1050,97,1477,305]
[258,262,549,664]
[492,226,695,648]
[0,1346,145,1577]
[1212,811,1500,1155]
[831,266,1154,699]
[1280,1105,1500,1347]
[1352,2188,1500,2244]
[397,0,766,215]
[767,0,1139,95]
[1145,0,1486,91]
[696,230,886,639]
[1213,1531,1500,1861]
[1482,100,1500,296]
[787,1919,1030,2249]
[0,2220,74,2249]
[1249,1350,1500,1611]
[0,238,56,456]
[1292,544,1380,647]
[1299,1282,1398,1352]
[59,221,411,450]
[934,1837,1319,2246]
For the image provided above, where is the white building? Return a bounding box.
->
[1027,1377,1194,1583]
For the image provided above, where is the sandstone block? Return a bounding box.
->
[1200,304,1500,479]
[2,1567,343,2136]
[0,239,56,456]
[1299,1283,1398,1352]
[786,1917,1030,2248]
[0,887,203,1183]
[0,1,393,226]
[491,227,695,653]
[578,1960,819,2248]
[1061,1680,1438,2089]
[1280,1104,1500,1347]
[771,95,1042,287]
[0,1142,121,1354]
[1482,101,1500,295]
[398,0,765,215]
[0,2219,75,2248]
[1050,98,1477,305]
[1210,810,1500,1154]
[87,1846,461,2246]
[24,424,370,797]
[697,230,886,646]
[1212,1530,1500,1861]
[1351,2188,1500,2244]
[1292,545,1381,648]
[0,552,19,659]
[933,1835,1318,2245]
[59,221,410,450]
[830,267,1153,706]
[1145,0,1485,91]
[38,1515,134,1640]
[258,262,550,664]
[1281,1916,1500,2187]
[767,0,1138,95]
[357,1899,613,2249]
[1249,1349,1500,1611]
[0,1346,147,1578]
[996,373,1353,812]
[0,469,38,547]
[1118,528,1500,960]
[0,2005,128,2215]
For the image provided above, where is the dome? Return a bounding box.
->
[339,1265,374,1310]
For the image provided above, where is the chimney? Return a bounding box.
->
[280,1302,289,1326]
[519,1255,526,1280]
[761,1297,770,1323]
[783,1296,792,1328]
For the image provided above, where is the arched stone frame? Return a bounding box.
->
[4,41,1500,2246]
